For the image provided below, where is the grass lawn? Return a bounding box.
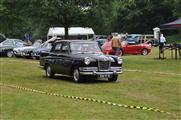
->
[0,47,180,120]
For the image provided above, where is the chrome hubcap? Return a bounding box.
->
[47,66,51,77]
[143,49,147,55]
[73,69,79,82]
[7,51,13,57]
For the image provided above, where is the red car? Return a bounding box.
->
[102,41,151,56]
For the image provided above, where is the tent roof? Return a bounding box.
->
[160,18,181,30]
[48,27,95,36]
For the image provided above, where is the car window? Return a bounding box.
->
[61,43,69,53]
[1,39,13,46]
[14,39,25,47]
[71,43,101,54]
[54,43,62,52]
[15,42,24,47]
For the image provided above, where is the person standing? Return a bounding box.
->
[122,32,128,41]
[101,35,112,54]
[111,35,122,56]
[159,34,166,53]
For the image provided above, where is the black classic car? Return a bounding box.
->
[0,39,26,57]
[40,40,122,82]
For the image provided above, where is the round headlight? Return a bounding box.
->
[84,57,91,65]
[117,57,122,64]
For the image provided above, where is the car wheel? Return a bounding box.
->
[108,75,118,82]
[45,65,54,78]
[141,48,148,55]
[31,53,36,60]
[73,68,82,83]
[6,51,13,57]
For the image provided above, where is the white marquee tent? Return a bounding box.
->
[47,27,95,40]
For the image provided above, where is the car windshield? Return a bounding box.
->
[70,43,102,54]
[15,42,25,47]
[127,36,133,38]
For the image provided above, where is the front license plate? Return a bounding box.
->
[99,74,111,78]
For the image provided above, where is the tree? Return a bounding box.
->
[37,0,93,39]
[115,0,177,33]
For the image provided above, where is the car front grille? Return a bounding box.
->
[98,61,110,71]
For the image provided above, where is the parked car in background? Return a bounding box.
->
[40,40,122,83]
[31,41,53,60]
[102,41,151,56]
[0,33,6,43]
[139,34,156,46]
[126,34,142,44]
[13,39,42,58]
[0,39,26,57]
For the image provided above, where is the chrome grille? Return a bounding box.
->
[98,61,110,71]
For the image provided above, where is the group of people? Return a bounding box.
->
[101,33,128,56]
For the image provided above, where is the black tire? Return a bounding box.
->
[73,68,82,83]
[45,65,54,78]
[108,75,118,82]
[6,51,13,57]
[141,48,148,56]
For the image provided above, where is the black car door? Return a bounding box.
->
[51,42,72,75]
[50,42,63,73]
[57,43,72,75]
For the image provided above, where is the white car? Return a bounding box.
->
[13,40,42,58]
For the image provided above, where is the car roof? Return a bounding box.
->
[55,40,97,44]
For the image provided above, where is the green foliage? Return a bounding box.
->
[0,0,180,39]
[166,31,181,43]
[115,0,178,33]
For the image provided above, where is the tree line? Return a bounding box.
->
[0,0,180,39]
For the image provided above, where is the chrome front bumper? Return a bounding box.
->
[14,51,30,56]
[79,67,122,75]
[80,71,122,75]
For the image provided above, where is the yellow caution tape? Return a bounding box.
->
[0,83,179,119]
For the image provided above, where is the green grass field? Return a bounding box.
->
[0,47,180,120]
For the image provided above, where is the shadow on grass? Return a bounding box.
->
[41,75,110,84]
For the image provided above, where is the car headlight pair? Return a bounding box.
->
[84,57,91,65]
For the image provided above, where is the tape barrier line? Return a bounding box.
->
[0,83,179,119]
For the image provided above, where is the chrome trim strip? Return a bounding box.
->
[80,71,122,75]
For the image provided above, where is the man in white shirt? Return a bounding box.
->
[159,34,166,53]
[160,34,166,43]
